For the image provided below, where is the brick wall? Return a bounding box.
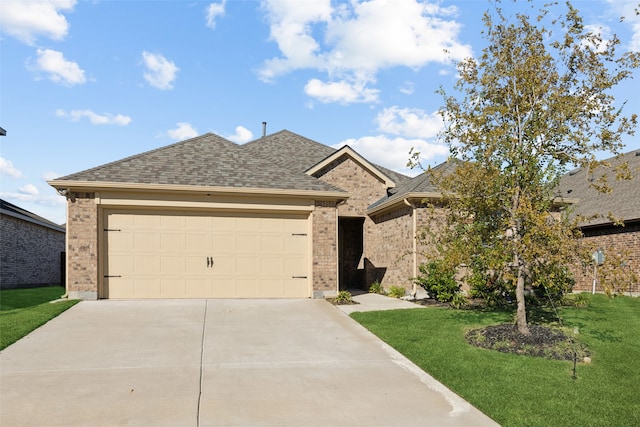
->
[314,157,393,291]
[312,201,338,296]
[0,214,65,288]
[368,206,414,289]
[313,157,389,217]
[66,192,99,299]
[571,224,640,293]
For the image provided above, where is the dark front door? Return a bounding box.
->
[338,217,364,291]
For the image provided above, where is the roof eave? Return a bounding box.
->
[48,180,350,201]
[366,192,442,216]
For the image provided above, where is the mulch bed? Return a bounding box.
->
[325,297,360,305]
[466,324,590,361]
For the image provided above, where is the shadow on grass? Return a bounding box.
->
[0,286,66,311]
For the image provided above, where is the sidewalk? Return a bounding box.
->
[335,291,426,314]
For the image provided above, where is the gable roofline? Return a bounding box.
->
[54,133,235,182]
[0,199,65,232]
[48,180,349,201]
[305,145,397,188]
[366,192,442,216]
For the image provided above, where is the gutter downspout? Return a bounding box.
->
[403,198,418,299]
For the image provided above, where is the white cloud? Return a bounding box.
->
[42,171,60,181]
[0,157,23,178]
[332,135,448,177]
[582,24,614,53]
[259,0,472,103]
[0,0,76,45]
[56,109,132,125]
[607,0,640,51]
[226,126,254,143]
[304,78,379,104]
[167,122,199,140]
[205,1,226,29]
[18,184,39,196]
[399,81,414,95]
[32,48,86,86]
[376,106,443,139]
[142,51,179,90]
[0,191,66,212]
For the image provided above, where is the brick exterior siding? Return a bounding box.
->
[571,224,640,293]
[312,201,338,296]
[0,214,65,288]
[368,206,414,289]
[66,193,99,299]
[314,157,392,291]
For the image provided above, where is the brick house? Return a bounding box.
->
[558,149,640,293]
[0,199,66,289]
[49,130,440,300]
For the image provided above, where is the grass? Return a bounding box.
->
[0,286,79,350]
[351,294,640,427]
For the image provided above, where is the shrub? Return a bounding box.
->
[562,292,589,308]
[414,260,460,303]
[368,281,386,295]
[450,292,468,309]
[387,285,406,299]
[335,290,353,304]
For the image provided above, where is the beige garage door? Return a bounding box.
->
[103,210,310,299]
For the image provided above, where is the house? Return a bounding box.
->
[49,130,438,300]
[0,199,66,289]
[558,149,640,293]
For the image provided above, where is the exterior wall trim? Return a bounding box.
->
[306,146,397,188]
[49,180,349,201]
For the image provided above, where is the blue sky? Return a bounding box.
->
[1,0,639,225]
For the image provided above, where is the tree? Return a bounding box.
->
[421,1,639,334]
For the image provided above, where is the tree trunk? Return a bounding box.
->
[515,252,530,335]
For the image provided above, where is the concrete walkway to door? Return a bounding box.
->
[0,299,499,427]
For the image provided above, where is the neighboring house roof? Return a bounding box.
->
[558,149,640,228]
[367,159,459,214]
[51,129,409,198]
[0,199,65,232]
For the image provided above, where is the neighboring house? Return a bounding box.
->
[50,130,439,300]
[0,199,66,289]
[558,149,640,293]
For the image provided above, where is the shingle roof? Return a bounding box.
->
[0,199,65,231]
[368,159,459,211]
[558,149,640,227]
[242,129,410,185]
[54,129,409,194]
[55,132,344,193]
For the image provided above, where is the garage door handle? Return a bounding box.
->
[207,257,214,268]
[292,276,307,279]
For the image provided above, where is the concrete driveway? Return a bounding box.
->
[0,299,498,426]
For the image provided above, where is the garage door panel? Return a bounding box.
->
[235,234,258,252]
[212,234,235,252]
[132,278,161,299]
[160,256,185,274]
[104,210,310,299]
[185,278,213,298]
[160,278,186,297]
[107,254,133,275]
[185,233,212,252]
[134,233,160,252]
[161,233,185,251]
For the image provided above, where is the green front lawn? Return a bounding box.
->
[351,294,640,427]
[0,286,79,350]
